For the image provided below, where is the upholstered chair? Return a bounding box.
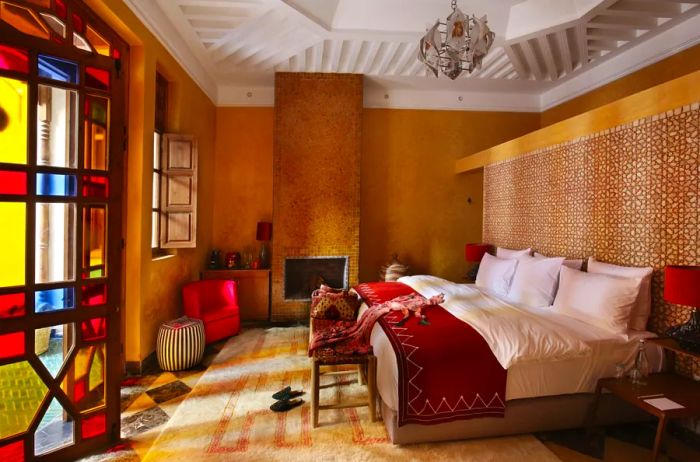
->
[182,279,240,344]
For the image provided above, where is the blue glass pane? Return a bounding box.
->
[38,55,79,84]
[36,173,77,197]
[35,287,75,313]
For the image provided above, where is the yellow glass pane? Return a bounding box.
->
[0,77,28,165]
[84,123,108,170]
[86,25,110,56]
[0,361,48,439]
[0,2,50,40]
[82,206,106,279]
[0,202,25,287]
[62,344,105,413]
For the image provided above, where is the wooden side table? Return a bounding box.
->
[201,269,270,321]
[591,373,700,461]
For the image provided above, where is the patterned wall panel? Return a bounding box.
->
[484,103,700,377]
[272,73,363,322]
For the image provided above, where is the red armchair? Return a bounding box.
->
[182,279,240,344]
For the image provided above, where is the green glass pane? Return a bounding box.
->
[90,99,107,125]
[0,361,48,439]
[0,202,25,287]
[0,77,28,165]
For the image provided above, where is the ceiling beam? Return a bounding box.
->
[503,45,530,80]
[537,35,559,81]
[391,43,418,75]
[339,40,361,73]
[588,14,658,30]
[519,39,545,80]
[375,42,401,75]
[555,29,573,75]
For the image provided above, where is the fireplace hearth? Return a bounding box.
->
[284,256,348,301]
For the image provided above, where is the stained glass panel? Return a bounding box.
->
[62,344,105,412]
[0,202,25,288]
[71,12,83,33]
[34,398,74,456]
[36,85,78,168]
[35,287,75,313]
[38,54,79,84]
[0,292,25,318]
[0,44,28,73]
[81,318,106,342]
[86,25,110,56]
[81,413,105,439]
[0,170,27,195]
[84,97,109,171]
[82,175,108,198]
[25,0,51,8]
[81,283,106,307]
[0,77,28,165]
[36,173,77,197]
[55,0,65,18]
[85,67,109,91]
[0,331,24,359]
[82,206,106,278]
[35,323,73,378]
[0,361,48,439]
[0,440,23,461]
[90,98,107,125]
[39,12,65,38]
[0,2,50,40]
[73,32,91,53]
[35,202,76,284]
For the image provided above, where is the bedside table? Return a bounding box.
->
[591,372,700,461]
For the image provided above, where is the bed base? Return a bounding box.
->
[380,393,651,445]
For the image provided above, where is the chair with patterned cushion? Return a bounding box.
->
[182,279,240,344]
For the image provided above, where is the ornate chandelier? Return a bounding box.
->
[418,0,495,80]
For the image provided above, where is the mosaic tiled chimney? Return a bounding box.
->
[272,73,362,321]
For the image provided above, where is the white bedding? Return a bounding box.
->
[361,275,664,412]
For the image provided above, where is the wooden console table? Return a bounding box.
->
[201,269,270,322]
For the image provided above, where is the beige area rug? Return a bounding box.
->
[142,326,561,461]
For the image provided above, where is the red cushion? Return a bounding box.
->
[202,306,238,323]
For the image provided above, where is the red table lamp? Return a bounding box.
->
[465,243,492,281]
[664,265,700,352]
[256,222,272,269]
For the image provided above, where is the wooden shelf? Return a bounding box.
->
[647,337,700,361]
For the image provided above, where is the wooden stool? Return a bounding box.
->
[311,348,377,428]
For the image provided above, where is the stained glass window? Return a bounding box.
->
[0,292,25,318]
[81,318,106,342]
[62,344,105,412]
[82,175,108,198]
[85,67,109,91]
[35,202,76,284]
[37,173,77,196]
[86,25,110,56]
[55,0,66,18]
[84,96,109,170]
[82,206,106,278]
[0,361,47,439]
[73,32,91,53]
[35,287,75,313]
[0,202,25,288]
[0,76,28,165]
[0,331,24,359]
[71,12,83,33]
[38,54,79,84]
[0,170,27,195]
[81,413,105,439]
[25,0,51,8]
[81,283,106,307]
[0,44,28,73]
[0,441,24,461]
[36,84,79,168]
[35,323,73,378]
[0,2,50,40]
[40,12,66,38]
[34,398,74,455]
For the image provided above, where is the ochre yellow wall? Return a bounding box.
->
[212,107,273,256]
[361,109,540,282]
[541,43,700,126]
[87,0,216,363]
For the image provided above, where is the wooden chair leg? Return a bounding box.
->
[311,359,320,428]
[367,356,377,422]
[357,364,366,385]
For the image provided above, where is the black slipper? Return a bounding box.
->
[270,398,304,412]
[272,386,291,400]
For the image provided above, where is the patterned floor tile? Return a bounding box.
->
[145,380,191,404]
[120,406,170,439]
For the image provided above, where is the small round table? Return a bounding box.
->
[157,316,205,371]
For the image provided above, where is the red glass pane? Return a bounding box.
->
[112,48,120,60]
[0,171,27,195]
[81,317,106,341]
[82,284,107,306]
[0,440,23,462]
[0,292,25,318]
[0,45,29,73]
[0,331,24,359]
[55,0,66,18]
[81,413,105,439]
[71,12,83,33]
[85,67,110,91]
[82,175,108,198]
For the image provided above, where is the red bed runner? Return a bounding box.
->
[354,281,507,426]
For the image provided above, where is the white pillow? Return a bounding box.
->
[534,252,583,271]
[496,247,532,260]
[508,255,565,307]
[476,253,518,297]
[587,257,653,331]
[553,266,642,335]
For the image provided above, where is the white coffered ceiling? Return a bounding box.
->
[125,0,700,111]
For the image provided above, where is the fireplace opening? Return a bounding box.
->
[284,256,348,301]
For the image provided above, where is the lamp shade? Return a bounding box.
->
[664,265,700,307]
[465,243,491,262]
[256,222,272,241]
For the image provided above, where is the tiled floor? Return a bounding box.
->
[80,333,700,462]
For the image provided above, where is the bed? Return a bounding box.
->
[357,274,665,444]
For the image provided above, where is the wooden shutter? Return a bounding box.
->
[160,134,198,248]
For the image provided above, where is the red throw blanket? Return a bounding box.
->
[354,282,507,426]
